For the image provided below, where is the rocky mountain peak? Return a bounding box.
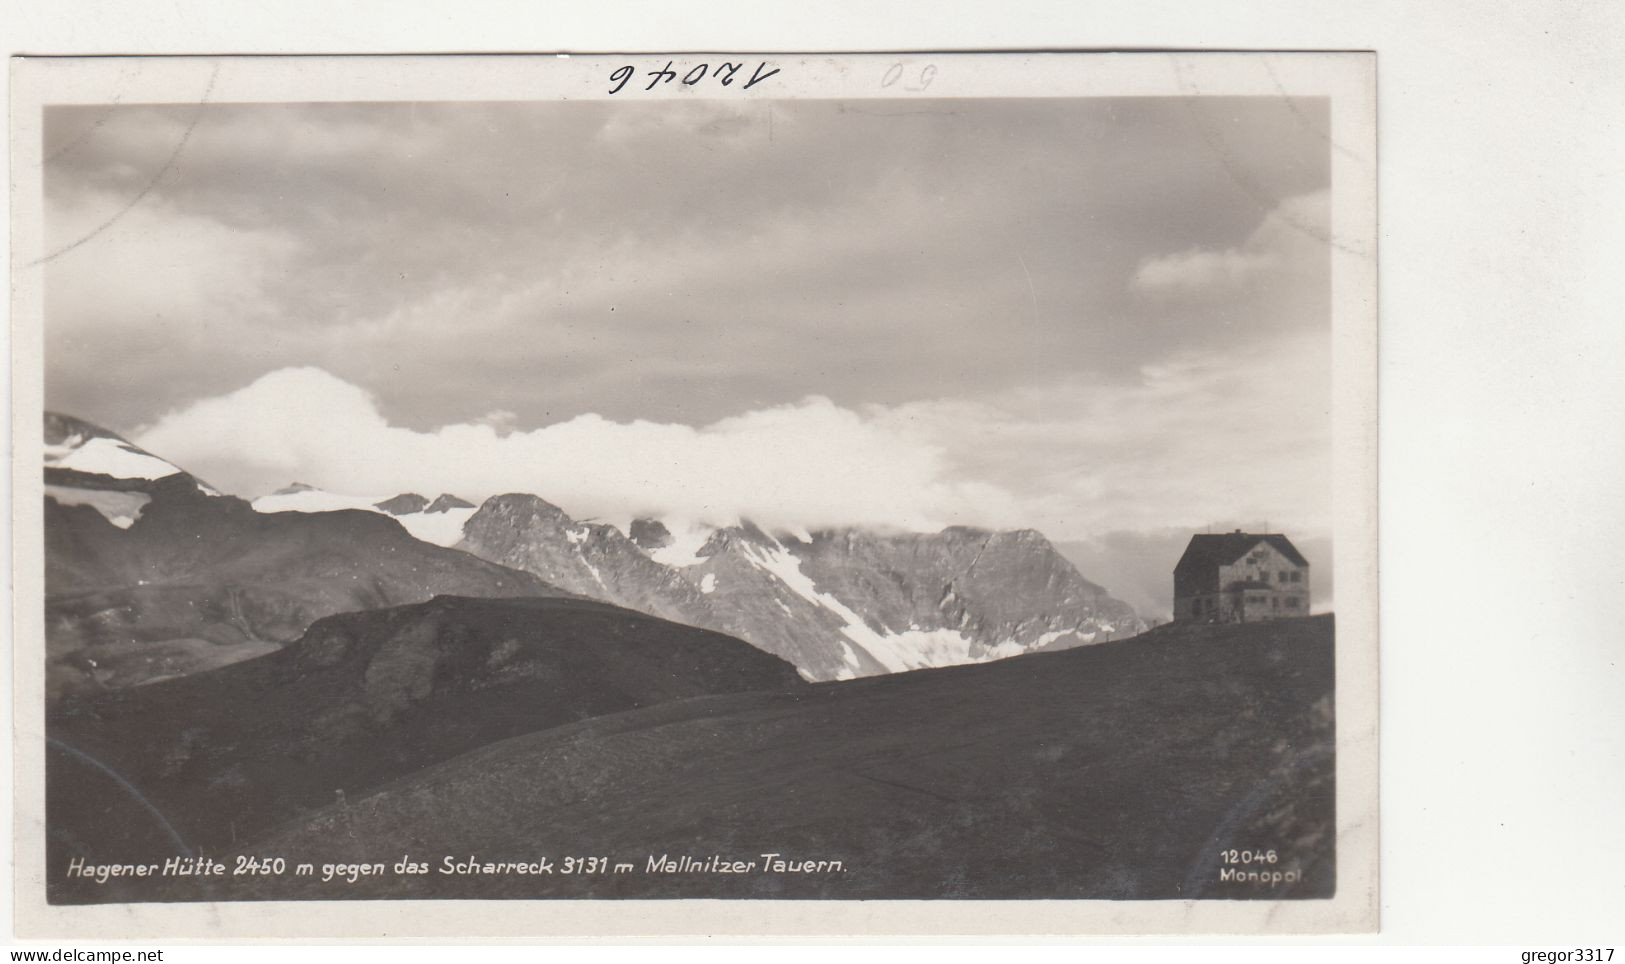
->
[45,411,125,448]
[457,496,1145,682]
[374,493,430,515]
[425,494,474,513]
[44,412,218,503]
[274,482,320,495]
[475,492,574,527]
[698,521,780,557]
[458,497,712,631]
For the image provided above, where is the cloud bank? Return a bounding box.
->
[136,327,1331,543]
[137,367,1022,533]
[1130,190,1329,297]
[46,99,1333,434]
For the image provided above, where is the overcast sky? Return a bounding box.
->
[42,96,1332,576]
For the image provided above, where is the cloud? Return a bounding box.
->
[1130,247,1279,293]
[135,367,1023,533]
[134,325,1330,545]
[45,99,1333,433]
[871,326,1333,539]
[1129,190,1329,297]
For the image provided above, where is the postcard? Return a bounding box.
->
[10,51,1378,937]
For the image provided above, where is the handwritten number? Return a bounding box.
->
[744,62,780,90]
[645,61,678,91]
[881,62,936,91]
[606,60,776,94]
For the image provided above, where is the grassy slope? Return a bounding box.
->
[46,594,807,903]
[56,614,1334,903]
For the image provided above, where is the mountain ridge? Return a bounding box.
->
[41,413,563,699]
[458,493,1145,680]
[41,410,1147,689]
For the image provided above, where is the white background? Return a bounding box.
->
[3,0,1623,948]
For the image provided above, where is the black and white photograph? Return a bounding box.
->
[10,53,1379,936]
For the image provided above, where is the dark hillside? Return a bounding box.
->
[44,487,557,698]
[50,615,1333,903]
[47,593,807,902]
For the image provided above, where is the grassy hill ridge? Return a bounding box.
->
[46,593,807,902]
[50,614,1334,903]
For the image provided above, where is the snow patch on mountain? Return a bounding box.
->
[700,572,717,594]
[834,642,863,681]
[843,628,1080,675]
[1033,629,1078,648]
[252,487,475,547]
[253,488,381,514]
[858,628,989,673]
[396,508,476,547]
[47,435,182,481]
[45,485,151,528]
[738,539,899,669]
[741,541,854,623]
[581,558,611,593]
